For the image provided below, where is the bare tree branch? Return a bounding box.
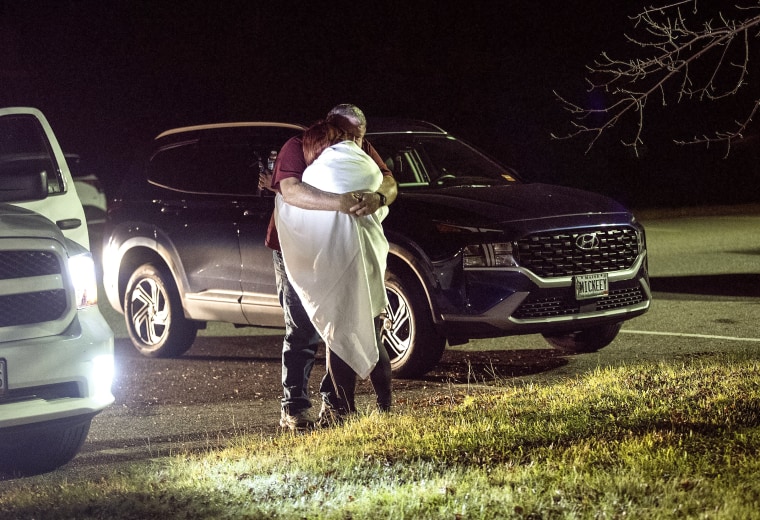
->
[553,1,760,156]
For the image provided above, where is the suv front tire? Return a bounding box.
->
[383,270,446,378]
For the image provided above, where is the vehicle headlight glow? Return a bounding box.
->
[91,354,115,396]
[463,242,517,268]
[69,253,98,308]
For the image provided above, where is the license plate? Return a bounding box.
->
[0,358,6,395]
[575,272,609,300]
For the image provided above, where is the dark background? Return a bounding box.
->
[1,1,757,208]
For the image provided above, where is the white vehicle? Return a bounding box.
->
[67,153,108,227]
[0,107,114,475]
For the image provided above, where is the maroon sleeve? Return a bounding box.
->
[266,134,306,251]
[271,135,306,190]
[363,139,393,178]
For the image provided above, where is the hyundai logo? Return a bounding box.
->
[575,233,601,251]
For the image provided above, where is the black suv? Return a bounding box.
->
[103,119,650,377]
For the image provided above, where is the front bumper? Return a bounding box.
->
[0,306,115,430]
[439,254,651,340]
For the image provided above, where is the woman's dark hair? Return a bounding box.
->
[302,120,352,165]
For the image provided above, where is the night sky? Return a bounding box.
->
[1,1,756,207]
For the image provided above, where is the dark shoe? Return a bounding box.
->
[317,402,346,428]
[279,409,314,432]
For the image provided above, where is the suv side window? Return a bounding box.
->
[148,140,202,193]
[149,138,259,196]
[197,138,260,196]
[370,136,433,185]
[148,127,302,196]
[0,114,65,195]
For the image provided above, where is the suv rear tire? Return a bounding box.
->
[542,322,623,353]
[124,263,197,358]
[383,271,446,379]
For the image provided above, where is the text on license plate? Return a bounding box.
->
[575,273,609,300]
[0,358,6,394]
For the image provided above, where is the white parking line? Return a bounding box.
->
[621,330,760,343]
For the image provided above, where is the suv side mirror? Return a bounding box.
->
[0,169,48,203]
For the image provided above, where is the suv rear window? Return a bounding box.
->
[148,126,301,196]
[0,114,65,194]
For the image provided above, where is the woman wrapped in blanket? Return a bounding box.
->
[274,120,392,418]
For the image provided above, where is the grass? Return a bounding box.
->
[2,353,760,519]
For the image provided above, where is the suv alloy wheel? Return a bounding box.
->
[383,271,446,378]
[124,263,198,357]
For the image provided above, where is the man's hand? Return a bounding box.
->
[349,175,397,216]
[348,191,384,216]
[259,171,275,193]
[339,192,360,213]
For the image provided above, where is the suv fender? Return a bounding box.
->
[104,225,192,317]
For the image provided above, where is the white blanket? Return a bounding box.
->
[275,141,389,379]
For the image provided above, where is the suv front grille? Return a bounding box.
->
[516,227,640,278]
[0,250,68,328]
[512,280,645,320]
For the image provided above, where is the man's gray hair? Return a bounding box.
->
[327,104,366,128]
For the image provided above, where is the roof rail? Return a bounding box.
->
[366,118,448,135]
[155,122,304,140]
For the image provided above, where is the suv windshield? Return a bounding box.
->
[367,134,518,187]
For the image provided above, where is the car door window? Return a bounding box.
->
[149,139,258,196]
[198,140,259,196]
[148,140,198,192]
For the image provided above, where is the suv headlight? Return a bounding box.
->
[463,242,517,268]
[69,253,98,308]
